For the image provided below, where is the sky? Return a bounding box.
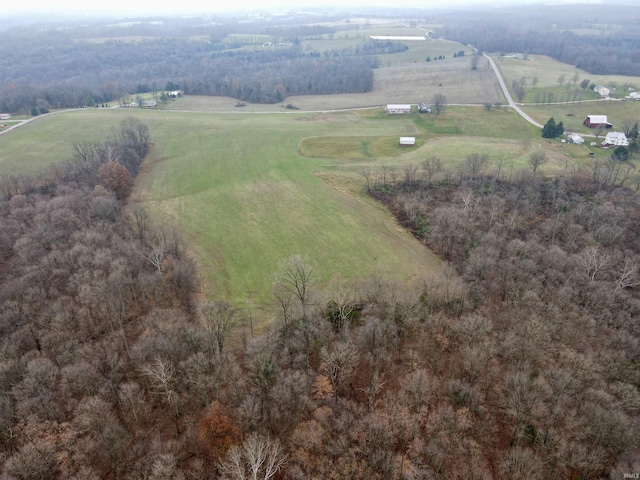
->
[1,0,498,16]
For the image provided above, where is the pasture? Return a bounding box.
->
[521,101,640,135]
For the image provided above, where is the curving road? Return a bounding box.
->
[483,53,542,129]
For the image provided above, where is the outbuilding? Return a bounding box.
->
[0,114,10,120]
[583,115,612,129]
[567,134,584,144]
[386,104,412,114]
[399,137,416,146]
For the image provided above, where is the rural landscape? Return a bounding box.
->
[0,3,639,479]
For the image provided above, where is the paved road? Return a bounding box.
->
[483,53,543,129]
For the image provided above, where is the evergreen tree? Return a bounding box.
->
[542,117,558,138]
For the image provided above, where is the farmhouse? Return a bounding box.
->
[386,104,412,115]
[399,137,416,146]
[583,115,612,129]
[630,92,640,100]
[594,85,610,97]
[601,132,629,147]
[567,134,584,144]
[418,103,431,113]
[0,114,10,120]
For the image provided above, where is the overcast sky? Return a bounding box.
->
[2,0,500,16]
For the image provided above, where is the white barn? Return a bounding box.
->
[386,104,412,114]
[399,137,416,146]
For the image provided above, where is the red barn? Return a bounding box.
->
[583,115,612,129]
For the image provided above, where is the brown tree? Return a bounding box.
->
[97,161,133,200]
[198,401,242,464]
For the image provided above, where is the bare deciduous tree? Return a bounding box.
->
[140,356,180,418]
[421,156,442,185]
[221,433,286,480]
[528,150,547,177]
[199,301,237,358]
[320,340,358,400]
[432,93,447,114]
[273,254,316,317]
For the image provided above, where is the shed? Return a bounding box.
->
[386,104,412,114]
[583,115,612,129]
[399,137,416,146]
[567,134,584,144]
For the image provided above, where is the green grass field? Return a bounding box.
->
[2,40,639,314]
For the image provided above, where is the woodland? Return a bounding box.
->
[441,4,640,77]
[2,4,640,113]
[0,119,639,478]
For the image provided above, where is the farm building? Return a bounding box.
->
[594,85,610,97]
[386,104,412,115]
[418,103,432,113]
[0,114,10,120]
[630,92,640,100]
[583,115,612,129]
[601,132,629,147]
[567,134,584,144]
[399,137,416,146]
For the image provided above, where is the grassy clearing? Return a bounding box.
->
[0,110,126,174]
[128,110,442,308]
[299,135,425,159]
[494,54,640,101]
[521,101,640,134]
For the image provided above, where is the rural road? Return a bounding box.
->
[483,53,543,129]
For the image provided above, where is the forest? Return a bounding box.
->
[0,119,639,478]
[0,14,376,113]
[441,3,640,77]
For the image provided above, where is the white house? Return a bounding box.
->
[601,132,629,147]
[594,85,610,97]
[630,92,640,100]
[399,137,416,146]
[567,134,584,144]
[386,104,412,114]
